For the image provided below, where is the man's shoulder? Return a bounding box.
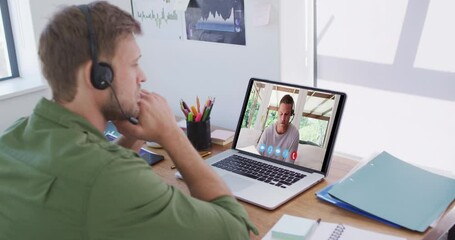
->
[284,124,300,139]
[51,131,135,179]
[265,123,276,133]
[2,122,128,181]
[290,124,299,133]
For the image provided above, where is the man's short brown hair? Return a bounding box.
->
[280,94,294,108]
[38,1,141,102]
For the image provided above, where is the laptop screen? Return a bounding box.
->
[232,78,346,174]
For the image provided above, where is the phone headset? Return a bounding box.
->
[289,106,295,123]
[78,4,138,125]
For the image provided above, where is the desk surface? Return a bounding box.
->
[147,142,454,240]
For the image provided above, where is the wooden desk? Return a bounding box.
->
[146,143,454,240]
[423,206,455,240]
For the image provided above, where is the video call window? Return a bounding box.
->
[238,80,339,170]
[241,82,334,147]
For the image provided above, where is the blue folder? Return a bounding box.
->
[316,183,401,228]
[328,151,455,232]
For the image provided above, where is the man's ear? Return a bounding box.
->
[79,60,93,89]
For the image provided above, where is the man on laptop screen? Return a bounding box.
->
[256,94,299,163]
[237,79,344,171]
[178,78,346,210]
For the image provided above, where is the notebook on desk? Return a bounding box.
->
[177,78,346,210]
[263,214,405,240]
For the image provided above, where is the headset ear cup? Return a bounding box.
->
[91,62,113,90]
[289,110,295,124]
[289,105,295,124]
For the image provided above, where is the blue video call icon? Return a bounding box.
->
[274,147,281,157]
[259,144,266,153]
[267,146,274,155]
[260,144,291,160]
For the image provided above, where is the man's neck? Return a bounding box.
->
[59,97,107,134]
[275,123,289,135]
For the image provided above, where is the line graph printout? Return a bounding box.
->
[131,0,186,41]
[185,0,246,45]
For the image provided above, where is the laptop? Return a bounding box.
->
[178,78,346,210]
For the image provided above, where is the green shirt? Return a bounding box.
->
[0,98,257,239]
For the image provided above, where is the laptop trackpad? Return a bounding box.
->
[222,174,254,192]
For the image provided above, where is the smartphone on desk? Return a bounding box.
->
[138,147,164,165]
[105,133,164,166]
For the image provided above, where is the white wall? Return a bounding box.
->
[29,0,131,43]
[317,0,455,173]
[137,0,280,129]
[134,0,313,129]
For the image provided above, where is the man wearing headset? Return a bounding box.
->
[257,94,300,162]
[0,1,256,239]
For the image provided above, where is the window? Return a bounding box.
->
[0,0,18,81]
[298,116,328,147]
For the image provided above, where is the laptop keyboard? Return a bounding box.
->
[212,155,306,188]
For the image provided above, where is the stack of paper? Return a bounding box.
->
[270,214,317,240]
[211,129,235,145]
[318,151,455,232]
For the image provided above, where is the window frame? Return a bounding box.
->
[0,0,19,81]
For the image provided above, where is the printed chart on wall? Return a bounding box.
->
[131,0,186,41]
[185,0,245,45]
[131,0,246,45]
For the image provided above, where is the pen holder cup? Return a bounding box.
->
[186,119,211,151]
